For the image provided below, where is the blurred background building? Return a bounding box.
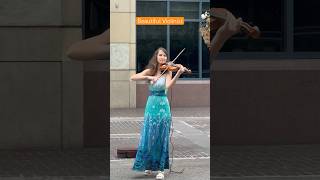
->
[0,0,108,149]
[212,0,320,145]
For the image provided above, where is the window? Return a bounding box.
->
[294,0,320,51]
[136,1,166,16]
[136,1,167,73]
[202,2,210,78]
[171,22,199,78]
[170,2,198,19]
[137,26,167,73]
[211,0,320,59]
[137,0,210,79]
[83,0,109,38]
[213,0,284,52]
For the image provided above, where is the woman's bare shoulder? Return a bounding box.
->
[141,68,152,75]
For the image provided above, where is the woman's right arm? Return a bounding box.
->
[67,29,109,60]
[130,69,153,81]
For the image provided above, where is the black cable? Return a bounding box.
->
[168,83,185,174]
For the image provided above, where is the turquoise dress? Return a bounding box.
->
[133,76,171,171]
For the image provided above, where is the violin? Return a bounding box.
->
[211,8,260,38]
[200,8,261,48]
[157,48,192,80]
[160,62,192,74]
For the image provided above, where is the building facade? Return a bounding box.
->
[0,0,83,149]
[0,0,108,149]
[212,0,320,145]
[110,0,210,108]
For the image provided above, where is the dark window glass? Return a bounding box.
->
[202,39,210,78]
[137,1,166,16]
[202,2,210,12]
[83,0,109,38]
[294,0,320,51]
[171,22,199,78]
[212,0,284,52]
[202,2,210,78]
[137,1,210,79]
[137,26,167,73]
[170,2,198,19]
[137,1,167,73]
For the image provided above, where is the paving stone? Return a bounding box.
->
[110,116,210,160]
[212,145,320,177]
[0,149,107,177]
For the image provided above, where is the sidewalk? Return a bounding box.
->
[110,107,211,179]
[4,107,320,179]
[0,148,107,179]
[111,158,209,180]
[111,108,320,180]
[212,144,320,179]
[110,107,210,118]
[0,107,209,179]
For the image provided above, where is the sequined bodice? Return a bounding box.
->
[149,76,166,92]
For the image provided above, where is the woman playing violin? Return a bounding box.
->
[200,8,260,59]
[130,47,186,180]
[210,9,243,58]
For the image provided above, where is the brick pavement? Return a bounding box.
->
[0,148,107,178]
[0,107,210,179]
[110,107,210,118]
[4,107,320,179]
[110,117,210,160]
[212,145,320,177]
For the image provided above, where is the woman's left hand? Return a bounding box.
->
[176,64,185,74]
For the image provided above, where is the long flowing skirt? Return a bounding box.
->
[132,95,171,171]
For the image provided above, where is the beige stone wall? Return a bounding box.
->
[110,0,136,108]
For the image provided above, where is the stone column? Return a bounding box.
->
[110,0,136,108]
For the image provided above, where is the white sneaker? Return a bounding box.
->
[144,170,152,176]
[156,171,164,179]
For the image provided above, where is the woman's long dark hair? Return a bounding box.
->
[145,47,168,76]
